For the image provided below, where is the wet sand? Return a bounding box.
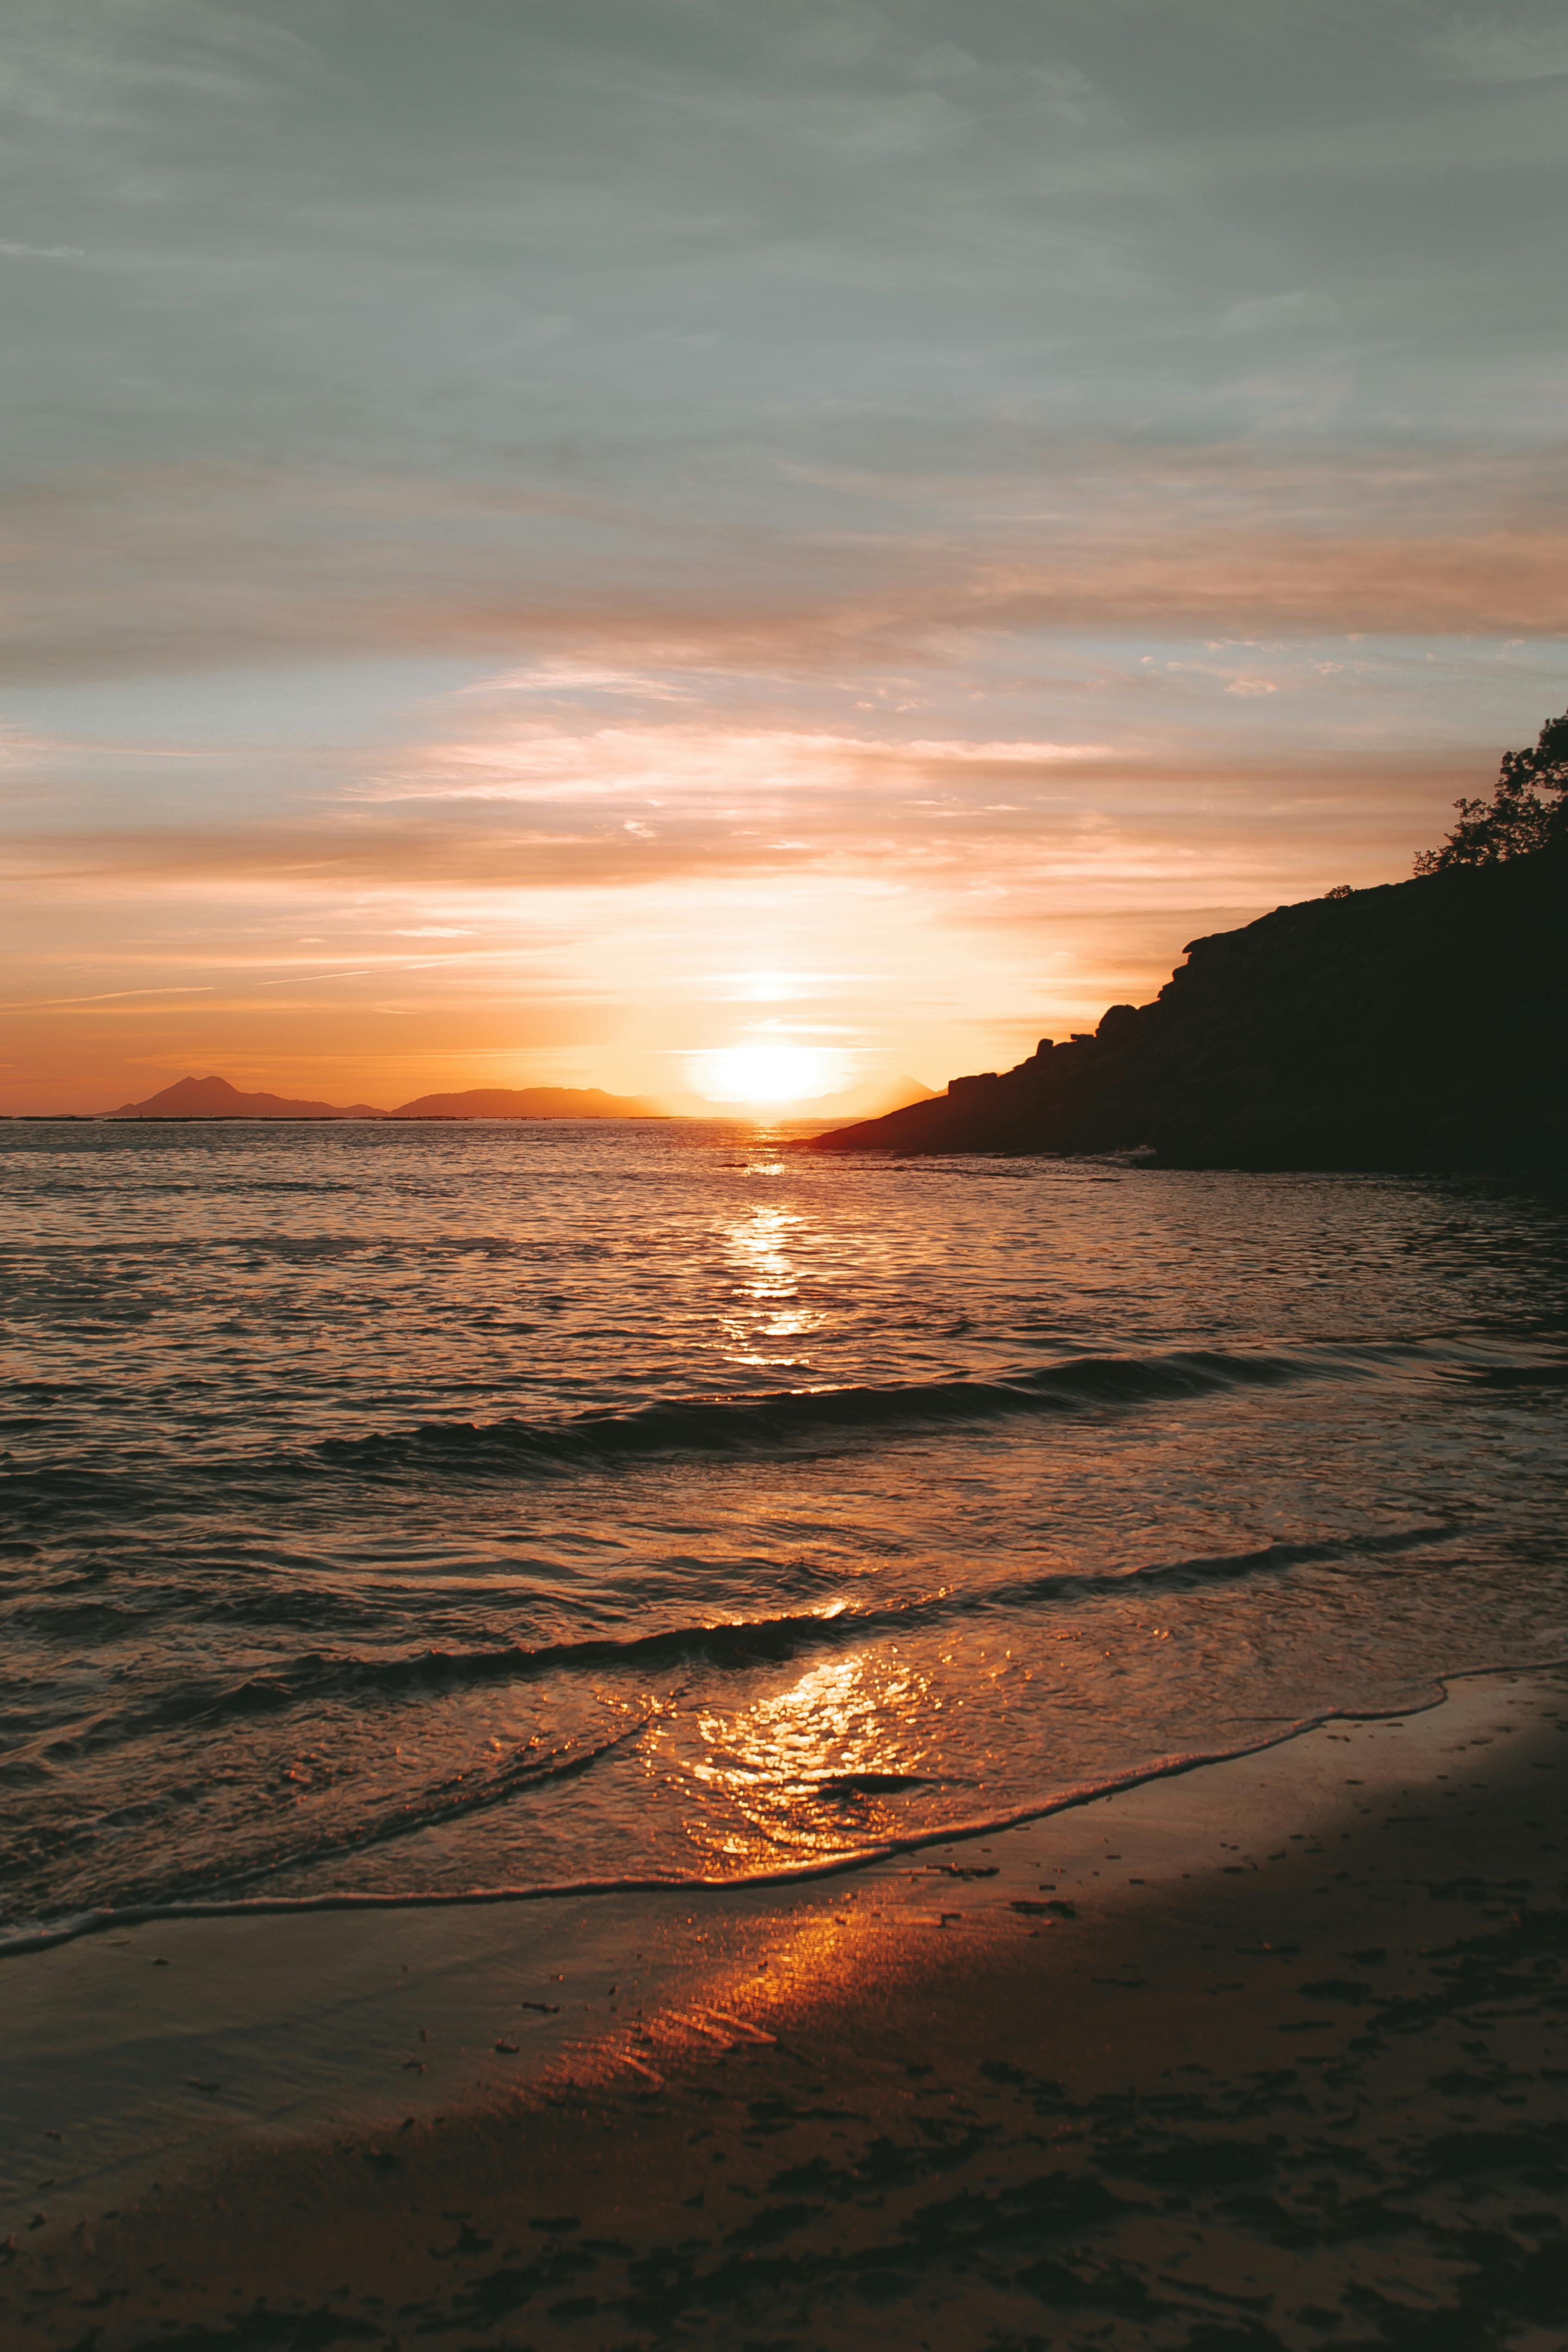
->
[4,1666,1567,2350]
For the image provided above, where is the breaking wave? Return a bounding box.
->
[317,1345,1394,1478]
[34,1519,1455,1751]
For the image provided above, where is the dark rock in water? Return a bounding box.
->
[802,845,1568,1173]
[814,1771,940,1797]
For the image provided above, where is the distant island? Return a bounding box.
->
[102,1073,934,1125]
[385,1086,665,1121]
[109,1076,388,1120]
[108,1075,664,1121]
[805,713,1568,1175]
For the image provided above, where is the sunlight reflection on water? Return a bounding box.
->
[723,1201,818,1367]
[1,1116,1566,1928]
[680,1651,943,1864]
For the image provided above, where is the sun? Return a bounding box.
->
[695,1043,838,1106]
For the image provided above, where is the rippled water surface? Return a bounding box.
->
[3,1117,1566,1938]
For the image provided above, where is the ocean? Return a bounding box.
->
[3,1116,1566,1947]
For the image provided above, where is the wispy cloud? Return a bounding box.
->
[0,239,85,260]
[1429,18,1568,85]
[0,0,323,132]
[4,443,1566,687]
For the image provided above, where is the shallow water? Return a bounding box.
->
[2,1117,1566,1939]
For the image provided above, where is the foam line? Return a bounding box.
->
[140,1715,653,1914]
[4,1661,1550,1963]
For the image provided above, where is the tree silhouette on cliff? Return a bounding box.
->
[1414,708,1568,872]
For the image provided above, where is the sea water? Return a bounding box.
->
[2,1117,1566,1943]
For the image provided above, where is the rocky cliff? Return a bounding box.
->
[803,845,1568,1172]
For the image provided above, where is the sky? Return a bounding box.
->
[3,0,1567,1113]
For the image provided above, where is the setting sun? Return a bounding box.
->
[695,1043,840,1105]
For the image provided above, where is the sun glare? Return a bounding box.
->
[696,1043,838,1105]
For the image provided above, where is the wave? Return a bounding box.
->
[29,1717,651,1921]
[0,1346,1397,1530]
[48,1518,1455,1749]
[0,1666,1515,1962]
[0,1463,176,1517]
[316,1345,1377,1478]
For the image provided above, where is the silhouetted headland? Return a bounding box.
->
[803,844,1568,1172]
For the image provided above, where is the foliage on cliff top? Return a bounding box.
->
[1414,709,1568,873]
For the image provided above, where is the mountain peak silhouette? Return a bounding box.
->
[112,1075,384,1119]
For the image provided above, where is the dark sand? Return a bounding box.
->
[4,1668,1567,2350]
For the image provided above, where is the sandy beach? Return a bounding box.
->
[3,1664,1566,2349]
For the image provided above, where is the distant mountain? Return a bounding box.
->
[106,1075,668,1121]
[801,846,1568,1173]
[387,1086,664,1119]
[111,1075,384,1119]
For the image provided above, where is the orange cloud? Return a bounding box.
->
[4,446,1565,684]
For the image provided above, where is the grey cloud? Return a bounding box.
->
[2,0,1563,514]
[1429,13,1568,83]
[0,0,321,132]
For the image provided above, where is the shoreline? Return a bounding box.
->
[12,1663,1531,1962]
[5,1664,1566,2346]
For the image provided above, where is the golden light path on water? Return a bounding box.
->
[722,1199,816,1369]
[675,1138,1046,1873]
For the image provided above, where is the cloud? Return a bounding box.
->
[1220,290,1342,337]
[957,527,1568,640]
[353,722,1118,812]
[0,0,322,131]
[902,739,1112,763]
[1065,76,1568,192]
[3,443,1566,690]
[1429,18,1568,85]
[2,0,1566,1114]
[0,729,1492,908]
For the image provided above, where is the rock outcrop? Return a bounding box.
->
[803,845,1568,1172]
